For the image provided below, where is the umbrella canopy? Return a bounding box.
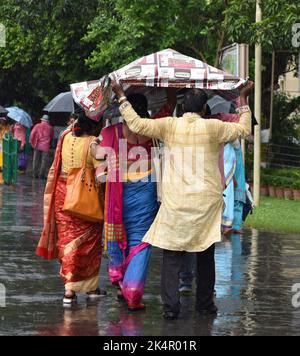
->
[44,92,74,113]
[0,105,8,116]
[71,48,246,119]
[207,95,236,115]
[114,48,244,90]
[6,107,32,128]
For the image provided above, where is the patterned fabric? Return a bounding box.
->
[108,175,159,305]
[119,103,251,252]
[70,49,246,117]
[114,49,244,91]
[98,123,128,251]
[55,177,102,292]
[36,130,102,260]
[97,121,160,304]
[36,130,71,260]
[36,129,103,292]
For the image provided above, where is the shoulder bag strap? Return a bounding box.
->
[82,137,94,169]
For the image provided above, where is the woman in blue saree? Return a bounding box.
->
[222,140,246,234]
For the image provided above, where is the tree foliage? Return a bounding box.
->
[84,0,229,72]
[0,0,98,115]
[271,92,300,145]
[0,0,299,119]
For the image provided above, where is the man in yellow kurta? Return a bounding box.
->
[111,80,253,319]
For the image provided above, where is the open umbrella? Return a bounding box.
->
[6,107,32,128]
[44,92,74,113]
[71,48,246,119]
[0,105,8,116]
[207,95,236,115]
[114,48,244,91]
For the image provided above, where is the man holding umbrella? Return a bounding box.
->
[110,79,254,320]
[29,114,54,179]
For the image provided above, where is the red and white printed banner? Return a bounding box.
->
[71,48,246,118]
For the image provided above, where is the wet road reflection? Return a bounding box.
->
[0,176,300,335]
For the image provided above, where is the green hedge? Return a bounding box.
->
[260,168,300,188]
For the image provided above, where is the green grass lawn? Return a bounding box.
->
[245,197,300,234]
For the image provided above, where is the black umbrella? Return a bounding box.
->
[0,105,8,116]
[207,95,236,115]
[44,92,74,113]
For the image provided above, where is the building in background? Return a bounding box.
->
[278,59,300,98]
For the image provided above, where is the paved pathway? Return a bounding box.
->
[0,175,300,335]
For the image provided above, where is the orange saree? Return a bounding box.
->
[36,130,103,292]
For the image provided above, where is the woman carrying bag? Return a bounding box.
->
[36,110,106,304]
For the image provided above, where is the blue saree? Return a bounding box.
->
[108,173,159,305]
[222,141,246,232]
[222,143,237,230]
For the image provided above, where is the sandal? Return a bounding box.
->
[222,227,233,236]
[86,288,107,299]
[63,291,77,305]
[233,229,244,235]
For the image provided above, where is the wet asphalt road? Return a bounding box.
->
[0,175,300,336]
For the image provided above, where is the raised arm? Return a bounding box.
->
[213,111,252,143]
[120,103,172,140]
[111,80,172,141]
[209,81,254,143]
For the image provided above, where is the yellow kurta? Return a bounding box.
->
[120,103,251,252]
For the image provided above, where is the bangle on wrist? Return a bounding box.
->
[119,101,131,111]
[236,105,251,114]
[118,96,127,104]
[90,139,100,148]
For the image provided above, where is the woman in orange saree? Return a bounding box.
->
[36,112,105,304]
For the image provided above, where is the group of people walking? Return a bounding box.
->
[0,118,28,175]
[0,113,54,182]
[36,80,254,320]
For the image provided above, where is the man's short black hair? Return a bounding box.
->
[183,89,208,113]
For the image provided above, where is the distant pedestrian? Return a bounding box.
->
[29,114,54,179]
[0,117,10,172]
[11,122,28,172]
